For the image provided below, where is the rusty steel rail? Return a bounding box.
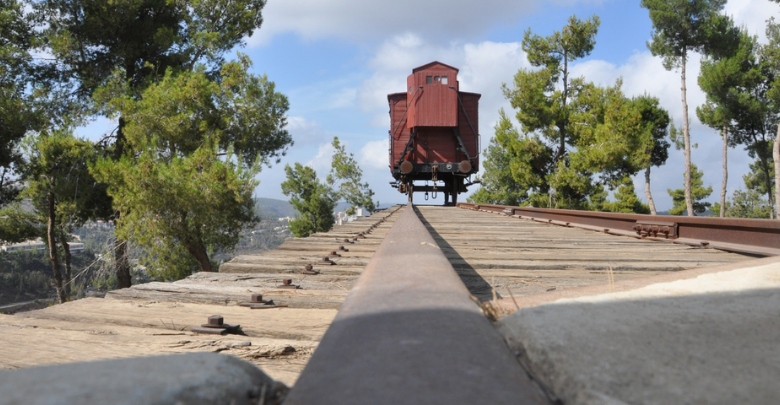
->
[284,204,548,405]
[458,203,780,257]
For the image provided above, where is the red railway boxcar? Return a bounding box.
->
[388,61,480,205]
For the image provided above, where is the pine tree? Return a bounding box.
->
[668,164,712,215]
[282,164,336,238]
[468,110,529,206]
[609,176,650,214]
[502,15,657,209]
[631,96,671,215]
[641,0,729,216]
[327,137,376,216]
[588,183,610,212]
[93,58,290,277]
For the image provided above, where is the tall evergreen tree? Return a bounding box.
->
[37,0,270,287]
[697,26,749,218]
[517,14,600,165]
[763,11,780,219]
[93,57,290,277]
[17,130,103,302]
[503,15,656,209]
[631,95,671,215]
[641,0,729,216]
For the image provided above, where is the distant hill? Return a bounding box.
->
[254,198,296,220]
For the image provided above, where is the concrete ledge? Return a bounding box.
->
[498,259,780,404]
[0,353,287,405]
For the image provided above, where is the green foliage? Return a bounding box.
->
[97,55,291,169]
[92,58,287,277]
[668,164,712,215]
[609,176,651,214]
[713,189,772,219]
[503,73,655,208]
[696,27,751,137]
[632,95,671,168]
[36,0,274,284]
[4,129,108,302]
[566,79,653,185]
[40,0,267,96]
[0,0,44,205]
[498,15,664,210]
[468,110,529,206]
[20,130,108,230]
[0,250,65,305]
[509,14,600,162]
[282,163,336,238]
[0,246,101,306]
[641,0,729,70]
[642,0,731,216]
[588,183,610,212]
[327,137,376,215]
[0,202,40,244]
[94,138,260,276]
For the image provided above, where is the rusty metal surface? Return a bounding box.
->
[284,205,548,405]
[458,203,780,257]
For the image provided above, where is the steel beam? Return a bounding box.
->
[459,203,780,257]
[284,205,548,405]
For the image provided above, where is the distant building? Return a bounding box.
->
[1,238,85,254]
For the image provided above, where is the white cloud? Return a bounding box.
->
[356,35,529,134]
[726,0,779,42]
[250,0,536,46]
[287,116,326,146]
[305,142,335,177]
[249,0,616,46]
[359,139,390,170]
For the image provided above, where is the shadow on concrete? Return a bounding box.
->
[416,210,500,301]
[287,306,550,405]
[498,284,780,405]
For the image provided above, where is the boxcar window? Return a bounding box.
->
[426,76,432,84]
[409,86,413,93]
[441,76,448,85]
[434,76,440,82]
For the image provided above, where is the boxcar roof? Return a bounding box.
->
[412,61,459,73]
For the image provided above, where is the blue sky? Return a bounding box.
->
[81,0,780,210]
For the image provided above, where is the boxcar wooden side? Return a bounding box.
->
[458,92,481,171]
[388,92,409,170]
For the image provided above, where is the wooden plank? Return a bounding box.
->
[416,206,751,301]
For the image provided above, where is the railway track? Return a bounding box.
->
[2,203,778,404]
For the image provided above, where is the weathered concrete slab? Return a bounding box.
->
[498,256,780,405]
[0,353,286,405]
